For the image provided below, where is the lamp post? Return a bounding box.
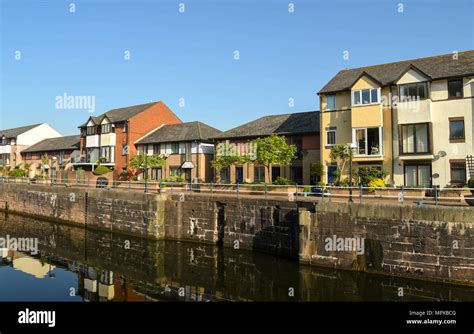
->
[348,143,357,203]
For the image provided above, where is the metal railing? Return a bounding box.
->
[1,176,473,206]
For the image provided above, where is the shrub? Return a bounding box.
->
[468,179,474,190]
[355,166,387,186]
[273,177,296,185]
[8,169,26,177]
[336,178,349,187]
[93,166,111,176]
[164,175,186,183]
[368,178,385,192]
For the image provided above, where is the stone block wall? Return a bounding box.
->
[299,201,474,285]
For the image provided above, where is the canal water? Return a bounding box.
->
[0,213,473,302]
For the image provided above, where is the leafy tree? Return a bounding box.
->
[310,161,323,185]
[129,152,166,180]
[249,135,297,183]
[329,144,350,184]
[211,155,244,169]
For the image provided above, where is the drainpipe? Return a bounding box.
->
[390,85,396,185]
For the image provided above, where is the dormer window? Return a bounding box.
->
[101,123,113,134]
[86,126,97,136]
[352,88,380,106]
[400,82,427,100]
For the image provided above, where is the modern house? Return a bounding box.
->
[74,101,181,179]
[20,135,80,179]
[0,123,62,170]
[135,121,222,182]
[211,111,320,185]
[318,50,474,187]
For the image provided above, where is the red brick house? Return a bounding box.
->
[74,101,181,179]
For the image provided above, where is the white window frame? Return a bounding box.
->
[351,88,381,106]
[351,126,383,156]
[326,95,336,110]
[326,129,336,146]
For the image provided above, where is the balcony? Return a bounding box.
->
[0,145,11,154]
[100,133,116,146]
[397,99,432,125]
[86,135,100,147]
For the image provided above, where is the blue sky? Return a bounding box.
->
[1,0,473,134]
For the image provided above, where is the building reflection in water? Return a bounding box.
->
[1,214,474,302]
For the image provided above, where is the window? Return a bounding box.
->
[1,137,6,145]
[153,144,161,155]
[290,166,303,184]
[327,163,337,184]
[404,164,431,188]
[235,166,244,183]
[254,166,265,182]
[86,148,99,163]
[271,166,281,182]
[170,143,179,154]
[400,123,430,154]
[326,129,336,146]
[26,152,32,160]
[326,95,336,110]
[169,167,181,177]
[81,128,87,137]
[399,82,428,100]
[352,88,380,105]
[448,79,463,98]
[220,167,230,184]
[449,118,465,142]
[450,160,466,184]
[100,146,113,163]
[123,123,128,133]
[353,127,382,155]
[101,123,113,134]
[86,126,96,136]
[151,168,162,180]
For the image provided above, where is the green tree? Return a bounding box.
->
[310,161,323,184]
[129,152,166,180]
[329,144,350,184]
[249,135,297,183]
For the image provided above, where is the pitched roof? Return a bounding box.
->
[79,101,179,127]
[212,111,320,139]
[135,121,222,144]
[0,124,42,139]
[319,50,474,94]
[22,135,80,153]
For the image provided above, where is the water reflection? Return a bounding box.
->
[0,214,473,302]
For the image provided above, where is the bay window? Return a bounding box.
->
[400,123,430,154]
[100,146,114,163]
[400,82,427,100]
[352,127,383,156]
[352,88,380,106]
